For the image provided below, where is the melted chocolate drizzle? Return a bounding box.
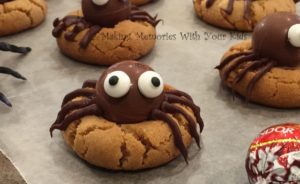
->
[0,42,30,107]
[205,0,252,19]
[165,93,204,132]
[151,109,188,162]
[52,6,160,49]
[82,79,97,88]
[61,88,96,106]
[216,52,275,100]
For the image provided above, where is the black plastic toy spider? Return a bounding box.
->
[0,42,31,107]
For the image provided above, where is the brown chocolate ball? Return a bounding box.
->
[82,0,131,27]
[96,61,165,123]
[252,12,300,67]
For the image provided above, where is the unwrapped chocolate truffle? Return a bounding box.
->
[246,123,300,183]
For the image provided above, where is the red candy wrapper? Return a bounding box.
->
[246,123,300,184]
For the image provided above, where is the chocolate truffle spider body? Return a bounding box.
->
[50,61,204,162]
[216,13,300,98]
[0,42,31,107]
[52,0,161,48]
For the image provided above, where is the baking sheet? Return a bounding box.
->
[1,0,300,183]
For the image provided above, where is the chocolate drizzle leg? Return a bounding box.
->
[165,93,204,132]
[246,61,276,96]
[216,13,300,99]
[50,61,203,162]
[151,109,188,163]
[80,25,101,48]
[50,87,98,136]
[50,104,102,136]
[52,0,161,49]
[82,79,97,88]
[61,88,96,106]
[204,0,252,19]
[161,102,200,148]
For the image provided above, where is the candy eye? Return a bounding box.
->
[138,71,164,98]
[104,71,131,98]
[92,0,109,6]
[288,24,300,47]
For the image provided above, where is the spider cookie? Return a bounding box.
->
[193,0,297,31]
[216,12,300,108]
[130,0,157,6]
[50,60,204,170]
[52,0,160,66]
[0,0,47,36]
[0,42,31,107]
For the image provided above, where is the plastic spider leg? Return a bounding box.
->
[0,91,12,107]
[0,42,31,54]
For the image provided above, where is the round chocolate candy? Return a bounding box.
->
[246,123,300,184]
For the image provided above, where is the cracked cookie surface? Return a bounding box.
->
[193,0,296,31]
[56,10,156,66]
[0,0,47,36]
[63,104,194,170]
[219,40,300,108]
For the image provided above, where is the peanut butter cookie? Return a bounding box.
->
[50,61,204,170]
[0,0,47,36]
[217,13,300,108]
[193,0,296,31]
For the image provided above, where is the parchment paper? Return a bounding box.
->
[0,1,300,183]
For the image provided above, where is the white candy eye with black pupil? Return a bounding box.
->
[104,71,131,98]
[138,71,164,98]
[92,0,109,6]
[288,24,300,47]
